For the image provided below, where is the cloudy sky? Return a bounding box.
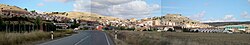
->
[1,0,250,22]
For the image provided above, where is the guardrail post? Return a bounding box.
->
[115,30,118,39]
[51,31,54,40]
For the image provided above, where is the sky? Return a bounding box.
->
[0,0,250,22]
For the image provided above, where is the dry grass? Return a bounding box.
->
[0,30,74,45]
[49,12,121,21]
[106,30,250,45]
[0,4,28,13]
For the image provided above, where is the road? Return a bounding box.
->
[39,30,114,45]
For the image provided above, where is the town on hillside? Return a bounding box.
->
[1,0,250,44]
[0,4,250,33]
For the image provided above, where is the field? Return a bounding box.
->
[106,30,250,45]
[0,30,74,45]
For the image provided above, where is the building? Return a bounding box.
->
[153,19,161,26]
[190,28,224,33]
[129,18,137,22]
[223,25,248,32]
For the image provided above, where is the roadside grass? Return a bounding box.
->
[106,30,250,45]
[0,30,74,45]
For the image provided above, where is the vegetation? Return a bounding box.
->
[0,30,74,45]
[70,19,80,28]
[106,30,250,45]
[34,17,43,30]
[24,8,28,11]
[0,16,3,25]
[116,26,135,31]
[30,10,36,13]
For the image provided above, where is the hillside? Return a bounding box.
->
[148,14,211,28]
[163,14,199,24]
[0,4,123,22]
[43,12,122,21]
[0,4,29,14]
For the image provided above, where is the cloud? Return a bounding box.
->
[37,3,45,6]
[189,11,206,21]
[44,0,75,3]
[204,3,209,6]
[248,0,250,3]
[241,11,250,18]
[73,0,160,19]
[201,14,242,23]
[223,15,236,21]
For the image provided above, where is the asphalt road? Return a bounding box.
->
[38,30,114,45]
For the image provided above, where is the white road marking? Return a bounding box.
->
[39,31,87,45]
[74,36,90,45]
[39,33,86,45]
[104,32,111,45]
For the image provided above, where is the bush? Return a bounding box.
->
[64,30,74,34]
[71,23,80,29]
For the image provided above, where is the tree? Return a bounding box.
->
[30,10,36,13]
[99,17,102,19]
[66,13,69,16]
[0,16,4,30]
[24,8,28,11]
[71,19,80,28]
[71,23,80,28]
[0,16,3,25]
[34,17,42,30]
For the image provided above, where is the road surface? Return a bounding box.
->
[39,30,114,45]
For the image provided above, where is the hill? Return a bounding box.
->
[43,12,122,21]
[0,4,29,14]
[149,14,210,28]
[163,14,199,24]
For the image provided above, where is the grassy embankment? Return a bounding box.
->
[0,30,74,45]
[106,30,250,45]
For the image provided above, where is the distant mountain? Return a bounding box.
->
[203,21,250,26]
